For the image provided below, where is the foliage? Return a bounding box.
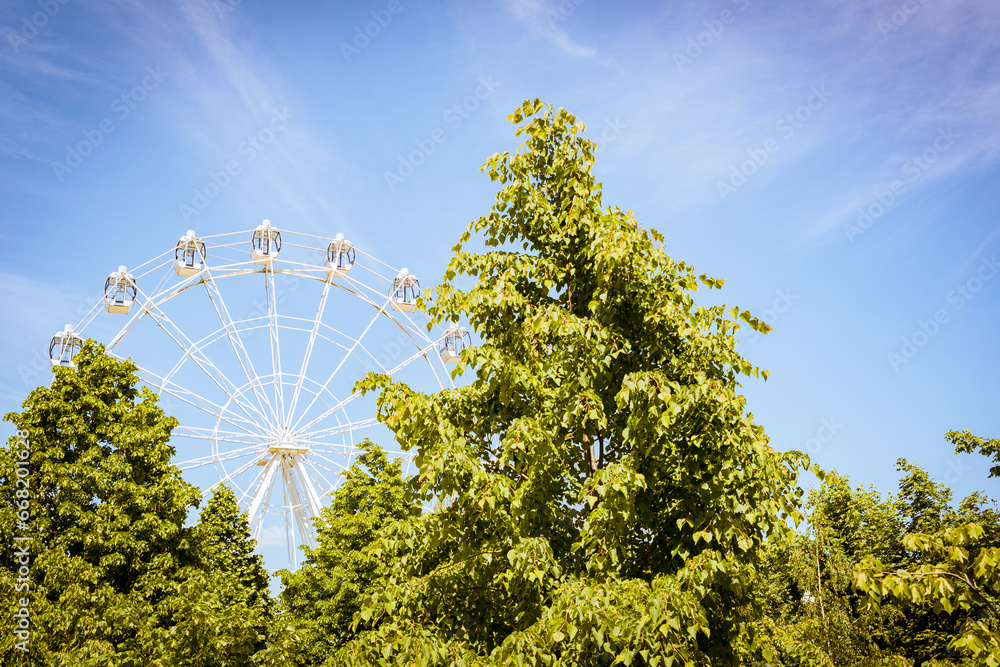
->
[742,474,908,666]
[856,524,1000,666]
[263,440,419,666]
[336,99,812,665]
[0,342,271,666]
[947,430,1000,479]
[854,436,1000,667]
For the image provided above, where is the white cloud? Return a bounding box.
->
[503,0,596,58]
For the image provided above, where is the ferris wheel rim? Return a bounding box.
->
[58,223,468,571]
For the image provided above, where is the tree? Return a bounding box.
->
[947,430,1000,479]
[0,342,270,666]
[746,473,908,666]
[192,484,274,652]
[855,445,1000,667]
[337,99,812,665]
[263,439,420,666]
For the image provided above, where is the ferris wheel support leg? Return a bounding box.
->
[248,455,281,524]
[281,460,316,550]
[292,454,324,520]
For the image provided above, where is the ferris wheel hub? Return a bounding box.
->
[264,433,309,457]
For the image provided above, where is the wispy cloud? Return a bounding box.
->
[502,0,596,58]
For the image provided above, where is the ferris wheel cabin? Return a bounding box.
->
[390,268,420,312]
[251,219,281,265]
[440,325,470,363]
[104,265,137,314]
[326,233,355,277]
[49,324,83,368]
[174,229,207,276]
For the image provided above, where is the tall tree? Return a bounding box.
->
[338,100,813,665]
[263,439,420,666]
[0,342,270,666]
[746,473,908,666]
[855,449,1000,667]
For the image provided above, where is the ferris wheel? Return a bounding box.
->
[48,221,471,570]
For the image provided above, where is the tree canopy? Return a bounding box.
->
[0,342,272,666]
[333,99,814,666]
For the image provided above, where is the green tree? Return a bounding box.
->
[855,447,1000,667]
[192,484,273,648]
[947,430,1000,479]
[263,439,419,666]
[747,473,907,666]
[337,100,812,665]
[0,342,269,666]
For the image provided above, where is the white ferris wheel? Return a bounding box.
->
[47,221,470,570]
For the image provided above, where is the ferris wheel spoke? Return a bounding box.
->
[290,389,366,436]
[234,462,270,509]
[265,268,288,429]
[173,425,263,440]
[137,366,262,435]
[341,270,395,306]
[309,451,352,475]
[106,302,151,353]
[301,416,381,440]
[143,305,275,431]
[286,278,333,426]
[205,453,270,495]
[290,306,386,433]
[203,272,280,432]
[303,456,339,495]
[177,445,266,471]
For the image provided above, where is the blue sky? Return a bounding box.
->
[2,0,1000,530]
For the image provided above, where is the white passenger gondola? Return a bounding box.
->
[251,219,281,265]
[49,324,83,368]
[104,265,137,314]
[389,268,420,312]
[174,229,207,276]
[326,233,354,277]
[440,325,470,363]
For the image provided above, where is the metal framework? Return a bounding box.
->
[52,223,462,570]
